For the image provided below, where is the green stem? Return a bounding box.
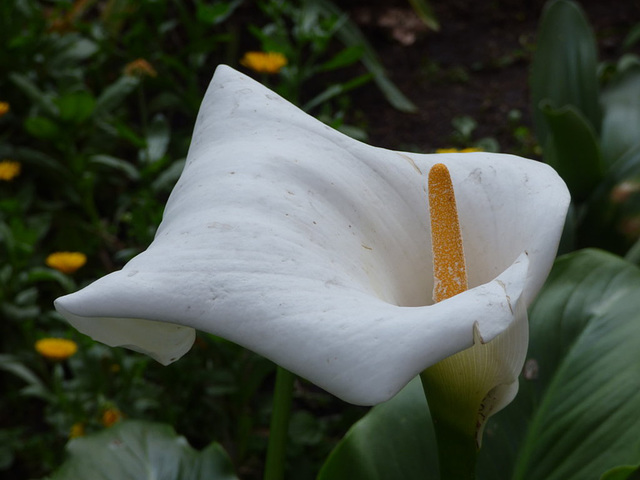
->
[420,372,479,480]
[264,366,295,480]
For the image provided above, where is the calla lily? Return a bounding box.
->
[54,65,569,407]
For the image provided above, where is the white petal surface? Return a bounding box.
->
[54,65,569,405]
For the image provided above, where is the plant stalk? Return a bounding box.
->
[264,366,295,480]
[420,372,478,480]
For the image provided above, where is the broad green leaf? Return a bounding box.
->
[56,91,96,124]
[317,377,438,480]
[321,250,640,480]
[511,249,640,479]
[580,143,640,253]
[600,66,640,164]
[531,0,601,146]
[47,420,239,480]
[600,465,640,480]
[541,101,604,201]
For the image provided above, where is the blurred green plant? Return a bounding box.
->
[530,0,640,255]
[245,0,416,132]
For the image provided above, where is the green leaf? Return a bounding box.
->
[47,420,239,480]
[407,0,440,31]
[318,377,439,480]
[600,464,640,480]
[623,24,640,50]
[0,354,51,401]
[302,73,371,112]
[531,0,601,146]
[320,45,364,72]
[321,250,640,480]
[9,72,59,117]
[141,114,170,163]
[27,267,75,292]
[310,0,417,113]
[89,155,140,181]
[94,76,140,117]
[600,66,640,164]
[541,101,604,201]
[151,159,186,192]
[56,91,96,124]
[510,249,640,479]
[24,116,61,141]
[196,0,242,25]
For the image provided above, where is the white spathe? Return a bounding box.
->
[54,65,570,406]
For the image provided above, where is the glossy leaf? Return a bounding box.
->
[510,249,640,479]
[541,101,604,201]
[531,0,601,146]
[317,378,438,480]
[47,420,238,480]
[600,65,640,164]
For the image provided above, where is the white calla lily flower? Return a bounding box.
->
[54,65,569,406]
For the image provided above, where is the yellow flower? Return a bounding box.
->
[435,147,483,153]
[46,252,87,274]
[0,102,9,116]
[69,422,85,438]
[101,408,123,427]
[35,338,78,361]
[123,58,158,78]
[0,160,21,181]
[240,51,287,74]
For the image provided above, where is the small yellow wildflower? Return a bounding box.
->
[240,51,287,74]
[0,160,21,181]
[435,147,483,153]
[101,408,123,427]
[123,58,158,78]
[0,102,9,116]
[69,422,85,438]
[35,338,78,361]
[46,252,87,274]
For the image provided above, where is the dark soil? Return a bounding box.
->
[347,0,640,155]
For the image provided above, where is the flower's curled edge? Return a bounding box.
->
[54,65,570,406]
